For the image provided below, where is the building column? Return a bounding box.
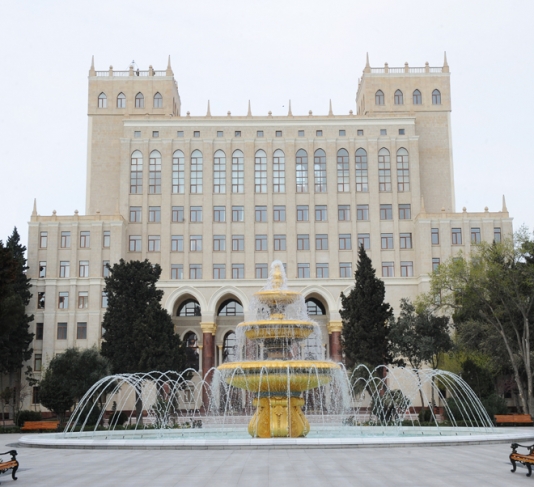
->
[327,321,343,364]
[200,322,217,408]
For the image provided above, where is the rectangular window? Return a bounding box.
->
[134,131,141,138]
[399,129,405,135]
[171,235,184,252]
[316,130,323,136]
[471,227,481,244]
[380,204,393,220]
[297,234,310,250]
[58,292,69,309]
[298,130,304,137]
[382,262,394,277]
[357,205,369,221]
[297,205,309,221]
[340,262,352,278]
[339,129,346,136]
[189,264,202,279]
[256,264,268,279]
[338,205,350,221]
[213,235,226,251]
[171,264,184,280]
[148,235,161,252]
[401,261,413,277]
[79,260,89,277]
[232,264,244,279]
[235,131,241,137]
[102,261,110,277]
[214,206,226,222]
[149,206,161,222]
[255,235,267,251]
[213,264,225,279]
[380,129,387,136]
[130,206,142,222]
[193,131,200,138]
[358,233,370,250]
[432,258,440,272]
[39,231,48,248]
[273,206,286,222]
[103,230,110,248]
[57,322,67,340]
[60,231,71,248]
[275,130,282,137]
[431,228,439,245]
[129,235,141,252]
[172,206,184,222]
[217,131,223,137]
[381,233,394,249]
[316,234,328,250]
[452,228,462,245]
[274,234,286,251]
[77,322,87,339]
[400,233,413,249]
[232,235,244,251]
[257,130,264,137]
[34,353,42,371]
[357,129,364,136]
[177,131,184,137]
[399,204,411,220]
[39,261,47,278]
[190,235,202,251]
[339,234,352,250]
[59,261,70,278]
[101,292,108,308]
[38,292,45,309]
[232,206,244,222]
[255,206,267,222]
[36,322,44,340]
[152,131,159,138]
[315,205,327,221]
[190,206,202,222]
[80,231,90,248]
[494,227,501,243]
[316,263,329,278]
[32,386,40,404]
[297,263,310,278]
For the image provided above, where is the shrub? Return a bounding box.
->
[109,411,128,428]
[15,410,42,427]
[78,403,102,427]
[418,408,432,423]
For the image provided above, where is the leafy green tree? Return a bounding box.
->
[340,246,393,370]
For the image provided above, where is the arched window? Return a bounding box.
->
[183,331,199,371]
[130,150,143,193]
[355,148,368,192]
[378,148,391,192]
[432,89,441,105]
[314,149,327,192]
[232,150,244,193]
[117,92,126,108]
[273,149,285,193]
[149,150,161,194]
[337,149,349,192]
[306,298,326,316]
[135,92,144,108]
[254,150,267,193]
[296,149,308,192]
[98,93,107,108]
[153,92,163,108]
[190,150,203,193]
[375,90,384,105]
[172,150,185,194]
[218,299,244,316]
[394,90,403,105]
[213,150,226,194]
[396,148,410,192]
[177,299,201,317]
[413,89,422,105]
[223,331,236,363]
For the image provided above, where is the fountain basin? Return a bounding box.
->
[237,321,316,339]
[252,289,301,305]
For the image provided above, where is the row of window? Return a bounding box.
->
[38,260,110,279]
[130,147,410,194]
[98,92,163,109]
[38,231,110,249]
[375,89,441,106]
[37,290,107,310]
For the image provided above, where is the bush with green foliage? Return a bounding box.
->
[15,409,42,427]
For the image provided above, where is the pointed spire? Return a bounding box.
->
[206,100,211,117]
[247,100,252,117]
[364,52,371,73]
[89,55,96,76]
[502,195,508,213]
[32,198,37,217]
[166,55,173,76]
[287,100,293,117]
[328,99,333,117]
[443,51,449,73]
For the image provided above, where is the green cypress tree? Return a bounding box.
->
[340,245,393,370]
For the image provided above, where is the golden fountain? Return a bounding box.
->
[217,261,341,438]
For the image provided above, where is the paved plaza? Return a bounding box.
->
[1,433,533,486]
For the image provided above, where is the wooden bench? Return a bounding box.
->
[495,414,533,426]
[511,443,534,476]
[20,420,59,431]
[0,450,18,484]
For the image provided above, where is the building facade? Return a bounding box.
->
[24,54,512,408]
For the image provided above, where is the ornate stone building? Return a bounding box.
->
[24,54,512,408]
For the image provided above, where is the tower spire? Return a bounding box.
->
[32,198,37,217]
[502,195,508,212]
[287,100,293,117]
[328,99,333,116]
[206,100,211,117]
[364,52,371,73]
[443,51,449,73]
[166,55,173,76]
[89,55,96,76]
[247,100,252,117]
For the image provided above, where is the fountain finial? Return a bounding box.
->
[272,264,283,290]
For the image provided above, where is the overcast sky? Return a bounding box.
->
[1,0,533,248]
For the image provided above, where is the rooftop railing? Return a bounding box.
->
[369,65,445,74]
[94,70,168,77]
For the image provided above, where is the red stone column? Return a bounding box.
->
[327,321,343,364]
[200,322,216,408]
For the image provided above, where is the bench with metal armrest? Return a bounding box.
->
[0,450,18,484]
[510,443,534,476]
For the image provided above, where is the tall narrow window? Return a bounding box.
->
[60,231,71,248]
[254,150,267,193]
[59,261,70,278]
[396,148,410,192]
[172,206,184,222]
[337,149,349,192]
[149,150,162,194]
[232,150,244,193]
[375,90,384,105]
[135,92,144,108]
[80,231,90,248]
[432,89,441,105]
[129,235,141,252]
[130,150,143,193]
[273,149,285,193]
[79,261,89,277]
[452,228,462,245]
[213,150,226,193]
[39,232,48,248]
[172,150,185,194]
[98,92,107,108]
[190,150,203,193]
[117,92,126,108]
[171,235,184,252]
[413,89,422,105]
[103,231,111,248]
[394,90,403,105]
[296,149,308,192]
[153,92,163,108]
[494,227,501,243]
[213,264,225,279]
[471,228,481,244]
[378,148,391,192]
[148,206,161,222]
[78,292,88,309]
[355,148,368,192]
[314,149,327,192]
[39,261,46,278]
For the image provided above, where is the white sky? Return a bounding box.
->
[1,0,533,248]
